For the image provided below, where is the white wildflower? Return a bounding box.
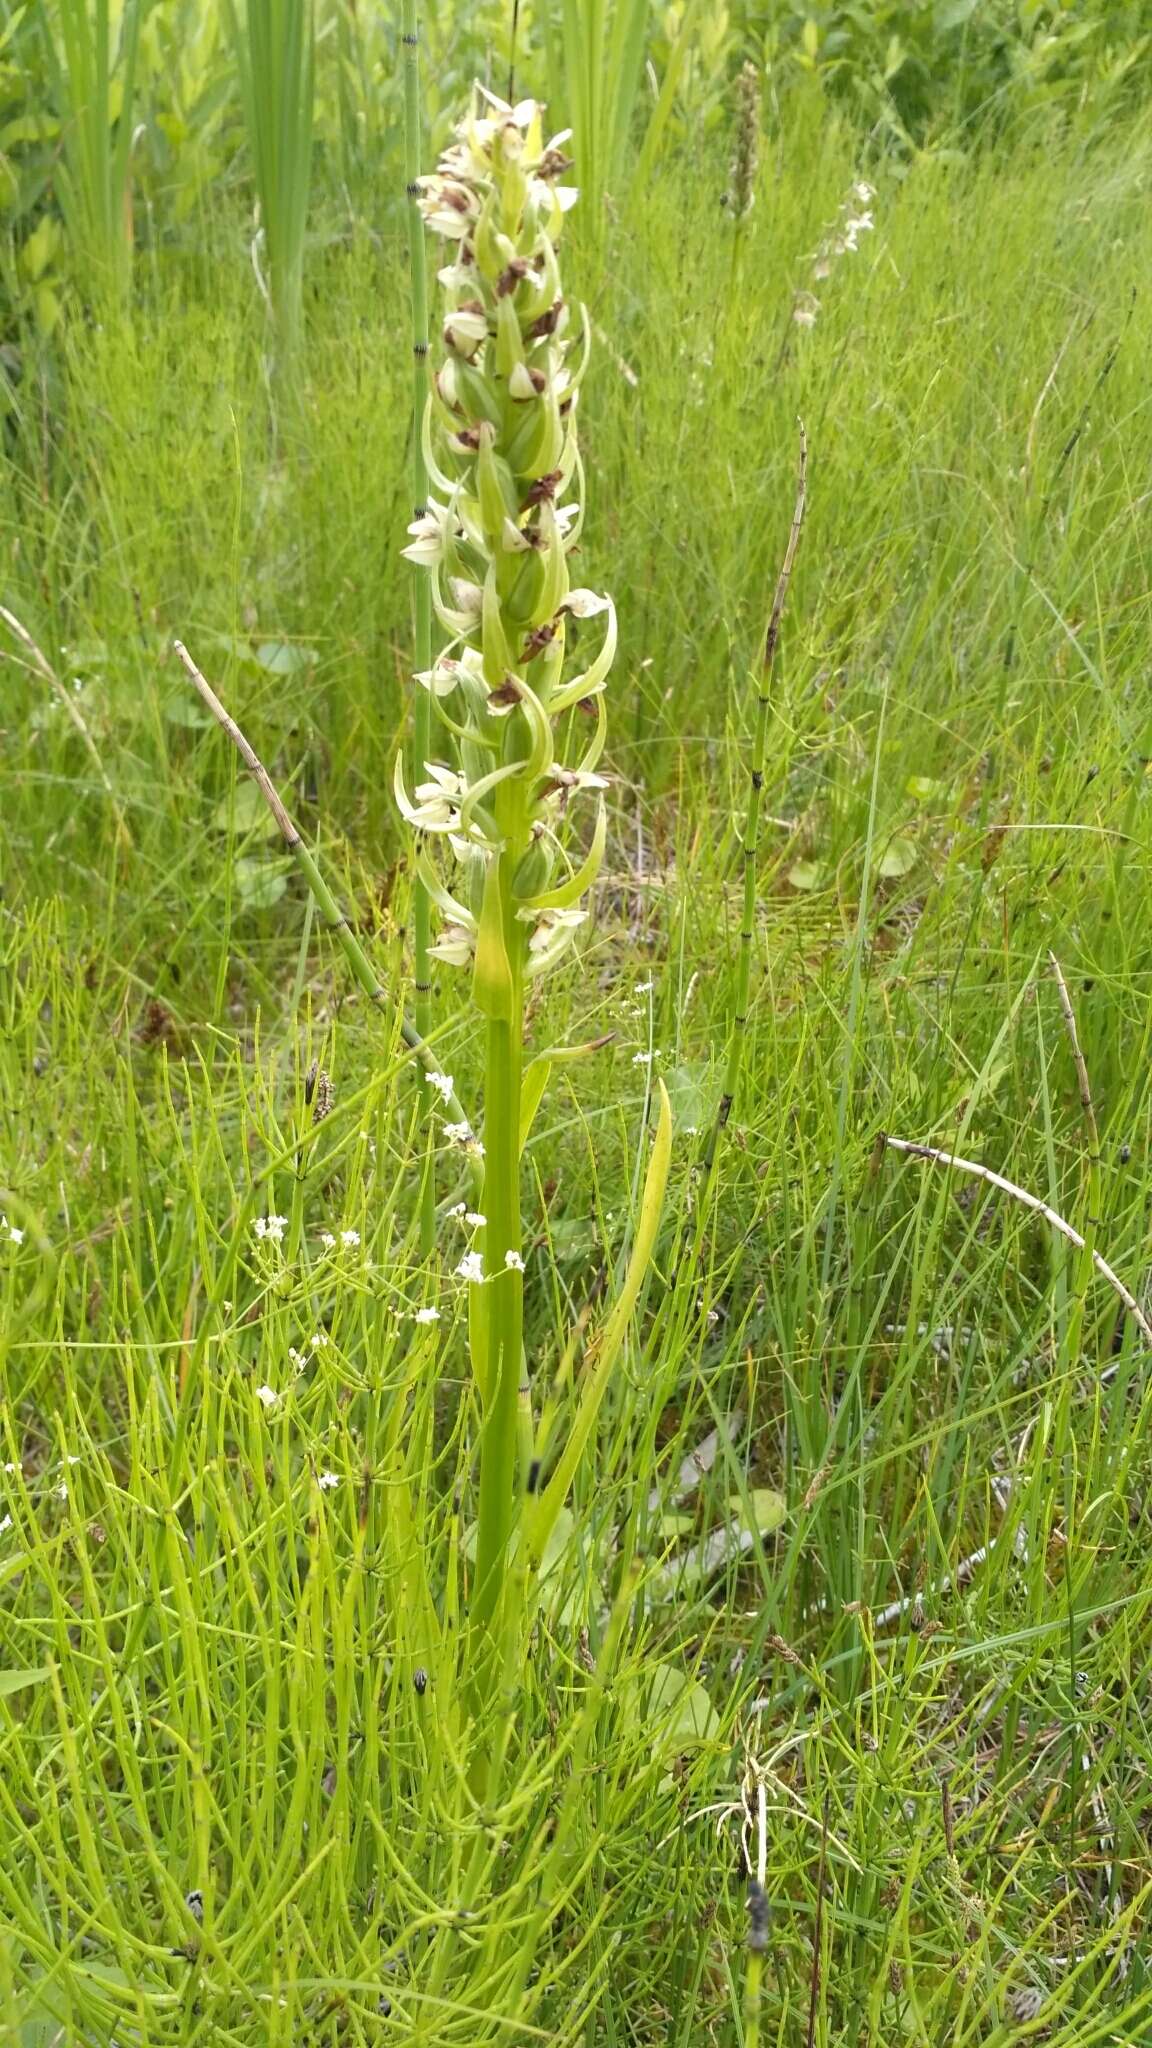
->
[449,1201,467,1217]
[0,1515,11,1535]
[414,650,484,698]
[841,214,872,252]
[254,1214,288,1244]
[465,1211,486,1228]
[310,1331,328,1350]
[56,1482,68,1501]
[414,1305,442,1325]
[443,307,489,357]
[319,1231,337,1249]
[426,1070,456,1104]
[562,587,612,619]
[400,500,456,567]
[317,1471,340,1491]
[455,1251,485,1284]
[446,577,484,620]
[543,764,610,795]
[632,1049,659,1066]
[527,906,587,954]
[443,1119,477,1147]
[504,1249,525,1272]
[415,174,480,239]
[339,1229,361,1249]
[501,514,531,553]
[429,923,475,967]
[508,360,542,400]
[393,758,467,833]
[635,980,653,995]
[255,1385,279,1409]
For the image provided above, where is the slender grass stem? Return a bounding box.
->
[227,0,315,375]
[701,422,807,1188]
[401,0,435,1257]
[1050,952,1103,1367]
[173,640,480,1199]
[48,0,141,309]
[881,1133,1152,1349]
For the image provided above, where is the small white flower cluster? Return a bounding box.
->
[253,1214,288,1245]
[442,1120,484,1156]
[0,1214,24,1247]
[794,180,875,329]
[454,1246,526,1285]
[318,1228,362,1250]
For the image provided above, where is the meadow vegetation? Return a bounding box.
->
[3,5,1152,2043]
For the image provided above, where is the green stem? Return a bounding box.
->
[402,0,435,1257]
[468,796,530,1786]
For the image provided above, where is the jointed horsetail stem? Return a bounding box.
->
[402,0,436,1253]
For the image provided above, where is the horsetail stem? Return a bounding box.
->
[401,0,436,1255]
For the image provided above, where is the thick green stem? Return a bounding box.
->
[402,0,435,1256]
[467,792,531,1783]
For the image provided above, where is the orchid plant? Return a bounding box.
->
[398,85,666,1769]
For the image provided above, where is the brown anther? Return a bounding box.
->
[496,259,529,298]
[521,469,563,509]
[537,149,575,180]
[521,621,557,661]
[487,676,522,708]
[453,428,482,451]
[525,299,563,341]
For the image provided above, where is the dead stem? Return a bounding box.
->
[880,1133,1152,1348]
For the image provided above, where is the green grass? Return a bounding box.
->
[4,95,1152,2043]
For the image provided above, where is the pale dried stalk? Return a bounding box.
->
[1,605,131,848]
[173,640,480,1182]
[881,1134,1152,1348]
[1049,952,1100,1161]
